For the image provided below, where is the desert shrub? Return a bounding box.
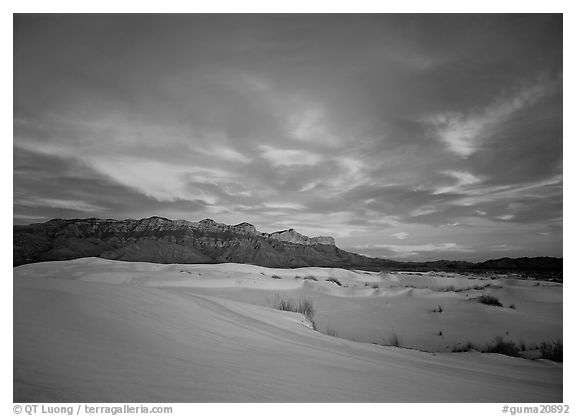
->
[303,275,318,281]
[477,294,503,307]
[326,277,342,286]
[539,341,563,362]
[483,336,520,357]
[271,275,282,279]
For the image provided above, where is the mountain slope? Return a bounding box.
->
[13,217,375,268]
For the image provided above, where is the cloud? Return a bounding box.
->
[424,78,557,157]
[15,195,108,212]
[262,202,306,210]
[197,145,251,163]
[352,242,473,259]
[287,105,340,146]
[87,157,228,204]
[410,205,439,217]
[258,145,324,167]
[434,170,483,194]
[391,232,409,240]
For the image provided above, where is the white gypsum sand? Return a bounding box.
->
[14,258,562,402]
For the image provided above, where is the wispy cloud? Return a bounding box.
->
[88,157,226,204]
[262,202,306,210]
[434,170,484,194]
[15,195,108,212]
[287,105,340,146]
[391,232,409,240]
[258,145,324,167]
[424,78,557,157]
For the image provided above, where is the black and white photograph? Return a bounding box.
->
[12,11,564,404]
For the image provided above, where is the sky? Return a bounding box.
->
[13,14,563,261]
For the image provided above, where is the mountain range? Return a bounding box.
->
[13,216,562,273]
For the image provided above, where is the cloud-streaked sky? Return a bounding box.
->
[13,14,562,261]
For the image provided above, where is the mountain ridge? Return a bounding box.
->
[13,217,562,275]
[13,216,365,268]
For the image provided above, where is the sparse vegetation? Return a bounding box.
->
[452,342,476,352]
[450,338,562,362]
[539,341,563,362]
[386,331,402,347]
[325,326,338,337]
[272,293,316,328]
[326,277,342,286]
[477,294,503,307]
[483,336,520,357]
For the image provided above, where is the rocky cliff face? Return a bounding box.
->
[13,216,365,268]
[266,229,335,246]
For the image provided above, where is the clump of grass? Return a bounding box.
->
[483,336,520,357]
[325,326,338,337]
[539,341,562,362]
[519,340,527,351]
[303,275,318,281]
[326,277,342,286]
[272,293,316,326]
[477,294,503,307]
[452,341,476,353]
[271,274,282,279]
[386,330,402,347]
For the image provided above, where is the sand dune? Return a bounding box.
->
[14,258,562,402]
